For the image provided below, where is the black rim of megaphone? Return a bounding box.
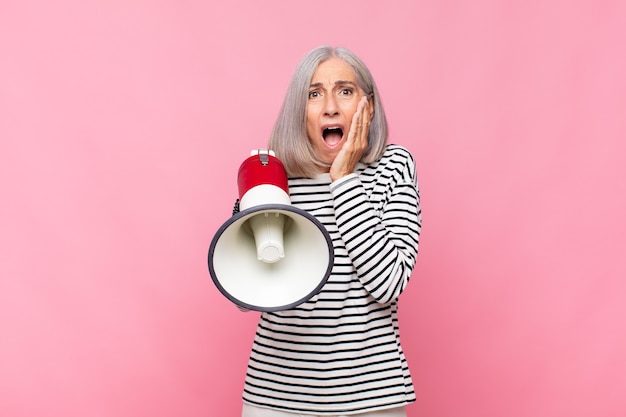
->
[208,204,334,312]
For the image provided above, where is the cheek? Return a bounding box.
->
[305,108,318,138]
[344,112,356,131]
[305,118,315,139]
[342,101,359,120]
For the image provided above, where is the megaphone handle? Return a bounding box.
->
[232,199,240,215]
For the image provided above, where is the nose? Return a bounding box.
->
[323,95,339,116]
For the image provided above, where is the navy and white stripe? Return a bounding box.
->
[243,145,422,415]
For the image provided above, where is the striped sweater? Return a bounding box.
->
[242,144,422,415]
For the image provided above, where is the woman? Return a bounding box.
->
[242,46,422,417]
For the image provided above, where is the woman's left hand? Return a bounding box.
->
[329,95,373,181]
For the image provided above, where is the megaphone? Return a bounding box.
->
[208,149,334,312]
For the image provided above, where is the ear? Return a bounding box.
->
[368,95,375,122]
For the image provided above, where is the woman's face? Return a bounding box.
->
[306,57,368,168]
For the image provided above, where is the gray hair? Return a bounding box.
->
[268,46,388,178]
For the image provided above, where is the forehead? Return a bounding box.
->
[310,57,357,85]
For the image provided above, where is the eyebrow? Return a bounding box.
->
[309,80,358,89]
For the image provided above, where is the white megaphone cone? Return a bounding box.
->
[208,149,334,312]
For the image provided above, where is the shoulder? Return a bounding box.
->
[374,144,416,178]
[382,144,415,165]
[355,144,417,188]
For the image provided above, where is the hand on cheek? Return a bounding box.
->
[329,96,372,182]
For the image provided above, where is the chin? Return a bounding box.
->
[321,152,339,165]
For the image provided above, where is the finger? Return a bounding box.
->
[346,96,368,151]
[357,96,370,146]
[353,97,366,131]
[348,103,363,144]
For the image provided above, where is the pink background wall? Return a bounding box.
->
[2,1,625,416]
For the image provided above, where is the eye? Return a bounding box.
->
[339,87,354,96]
[308,90,321,99]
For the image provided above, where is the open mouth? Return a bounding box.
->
[322,127,344,146]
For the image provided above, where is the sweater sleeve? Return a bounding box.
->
[329,149,421,304]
